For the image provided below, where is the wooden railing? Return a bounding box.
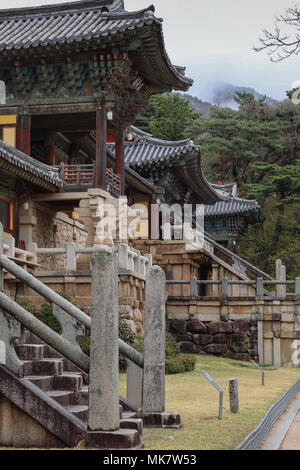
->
[57,163,121,198]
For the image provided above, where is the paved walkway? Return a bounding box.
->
[260,391,300,450]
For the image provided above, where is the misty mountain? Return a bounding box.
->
[179,82,278,116]
[209,82,278,108]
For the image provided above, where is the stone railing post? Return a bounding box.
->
[0,223,3,291]
[256,277,264,300]
[88,247,119,432]
[66,242,76,272]
[221,277,229,302]
[142,265,166,415]
[190,276,198,297]
[295,277,300,302]
[276,259,286,299]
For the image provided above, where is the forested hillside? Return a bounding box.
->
[135,92,300,278]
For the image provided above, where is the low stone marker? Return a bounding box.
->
[229,378,239,413]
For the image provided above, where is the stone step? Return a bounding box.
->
[73,389,89,406]
[20,330,44,346]
[33,359,64,376]
[53,373,83,392]
[120,418,143,435]
[17,344,44,361]
[21,360,35,376]
[42,344,62,359]
[122,411,139,420]
[26,375,54,392]
[66,405,88,422]
[47,390,75,406]
[85,429,142,449]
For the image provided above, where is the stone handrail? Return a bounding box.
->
[37,243,152,280]
[166,276,300,300]
[0,226,170,428]
[0,246,143,368]
[2,234,38,267]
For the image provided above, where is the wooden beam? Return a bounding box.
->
[115,126,125,195]
[95,105,107,190]
[16,114,31,155]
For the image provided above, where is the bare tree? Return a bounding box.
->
[254,6,300,61]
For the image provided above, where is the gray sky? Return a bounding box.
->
[0,0,299,100]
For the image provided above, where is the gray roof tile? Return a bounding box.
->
[0,140,63,188]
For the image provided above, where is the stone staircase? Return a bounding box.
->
[14,330,143,449]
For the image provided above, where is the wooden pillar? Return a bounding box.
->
[95,105,107,190]
[16,114,31,155]
[115,126,125,195]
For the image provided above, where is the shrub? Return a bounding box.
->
[133,333,196,375]
[119,319,136,372]
[17,298,36,315]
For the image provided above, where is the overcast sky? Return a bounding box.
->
[0,0,298,100]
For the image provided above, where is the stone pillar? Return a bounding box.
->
[0,223,3,291]
[211,263,219,297]
[18,199,37,250]
[88,247,119,431]
[229,378,239,413]
[257,316,264,364]
[142,265,166,413]
[273,337,282,367]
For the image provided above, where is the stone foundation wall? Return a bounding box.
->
[33,210,88,271]
[168,318,258,362]
[167,297,300,367]
[16,273,146,336]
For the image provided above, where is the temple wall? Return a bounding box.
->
[15,273,145,336]
[167,298,300,367]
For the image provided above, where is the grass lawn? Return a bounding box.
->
[120,355,300,450]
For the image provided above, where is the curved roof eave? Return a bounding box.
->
[0,140,63,190]
[0,1,192,92]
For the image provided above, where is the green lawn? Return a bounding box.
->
[1,356,299,451]
[120,355,300,450]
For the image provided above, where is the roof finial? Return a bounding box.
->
[111,0,125,12]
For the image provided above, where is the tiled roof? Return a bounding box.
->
[106,126,230,203]
[119,126,196,168]
[0,140,63,189]
[204,198,260,217]
[0,1,192,91]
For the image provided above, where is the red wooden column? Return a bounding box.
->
[16,114,31,155]
[115,126,126,195]
[95,105,107,190]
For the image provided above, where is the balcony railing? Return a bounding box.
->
[57,163,121,198]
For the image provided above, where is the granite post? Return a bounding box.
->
[229,378,239,414]
[88,247,119,431]
[142,265,166,413]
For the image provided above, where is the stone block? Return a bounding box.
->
[193,334,213,346]
[232,319,249,335]
[169,320,186,335]
[186,320,207,334]
[214,333,227,344]
[179,341,195,354]
[119,305,133,320]
[204,343,227,354]
[208,321,232,335]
